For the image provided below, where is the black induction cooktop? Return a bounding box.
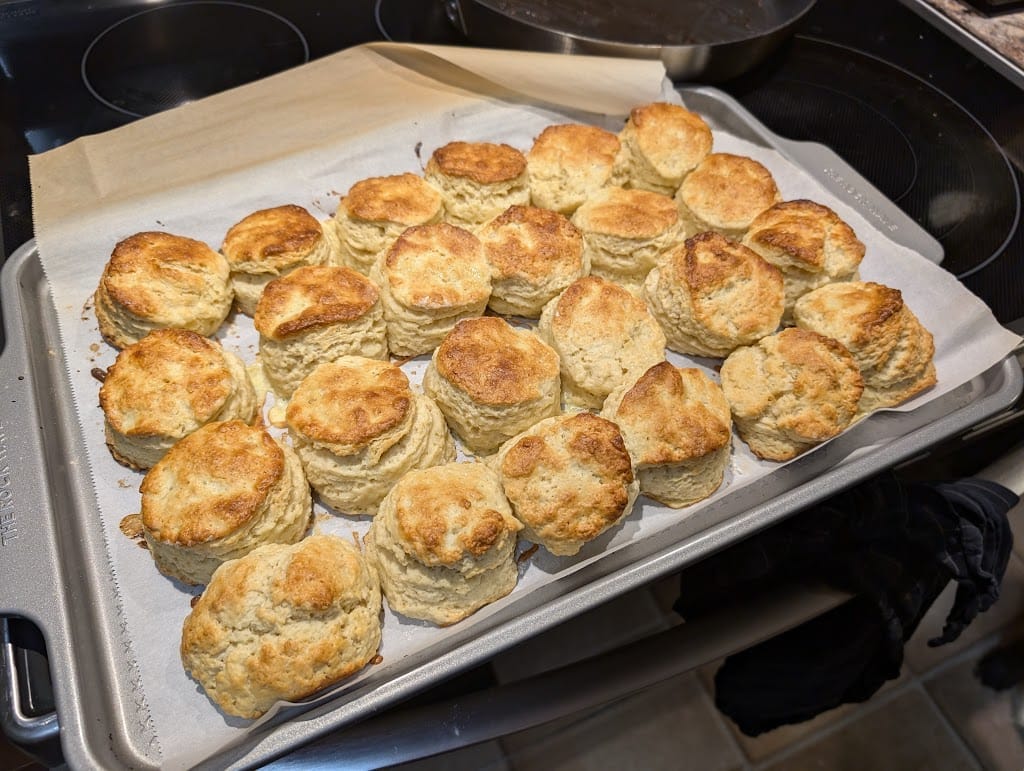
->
[1,0,1021,323]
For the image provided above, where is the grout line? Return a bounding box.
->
[918,627,1024,685]
[907,680,985,770]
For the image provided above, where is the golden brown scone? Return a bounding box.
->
[719,328,864,462]
[328,173,443,275]
[601,362,731,507]
[285,356,455,517]
[369,223,492,357]
[94,231,233,349]
[642,231,785,358]
[491,412,638,556]
[675,153,782,240]
[364,462,522,625]
[423,316,561,455]
[611,102,713,195]
[425,141,530,227]
[253,265,387,398]
[99,328,257,470]
[793,281,936,413]
[180,534,381,719]
[571,186,682,292]
[140,420,311,586]
[477,205,587,318]
[538,276,666,409]
[527,123,621,214]
[221,204,335,316]
[742,200,866,321]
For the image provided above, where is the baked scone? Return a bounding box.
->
[425,141,530,227]
[492,412,638,556]
[601,362,731,508]
[328,173,443,275]
[369,223,492,357]
[180,534,382,719]
[221,204,335,316]
[742,199,866,321]
[99,328,257,470]
[675,153,782,240]
[642,231,785,358]
[140,420,311,586]
[719,328,865,462]
[253,265,387,398]
[285,356,455,517]
[94,231,233,349]
[792,281,936,413]
[611,102,713,195]
[364,461,522,626]
[571,186,682,292]
[477,205,587,318]
[538,276,666,409]
[527,123,621,214]
[423,316,561,455]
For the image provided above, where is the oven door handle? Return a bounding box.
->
[263,582,851,770]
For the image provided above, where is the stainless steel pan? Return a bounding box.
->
[446,0,817,81]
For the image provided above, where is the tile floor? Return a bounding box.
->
[4,503,1024,770]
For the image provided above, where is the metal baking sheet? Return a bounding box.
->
[1,84,1022,769]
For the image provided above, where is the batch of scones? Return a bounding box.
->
[90,100,937,719]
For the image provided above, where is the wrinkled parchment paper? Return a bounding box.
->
[27,43,1022,769]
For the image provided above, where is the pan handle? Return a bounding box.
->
[263,582,850,769]
[441,0,468,34]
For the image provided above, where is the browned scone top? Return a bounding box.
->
[619,102,713,184]
[496,412,637,556]
[427,141,527,184]
[95,231,232,347]
[285,358,412,452]
[386,462,522,568]
[527,123,621,213]
[221,204,324,272]
[141,420,285,546]
[100,328,235,437]
[677,153,782,234]
[720,328,865,461]
[180,534,382,719]
[434,316,560,406]
[341,172,443,224]
[253,265,380,339]
[572,186,679,240]
[477,205,584,283]
[611,362,731,466]
[743,199,865,275]
[792,280,936,411]
[380,223,492,310]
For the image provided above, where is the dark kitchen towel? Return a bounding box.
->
[673,471,1018,736]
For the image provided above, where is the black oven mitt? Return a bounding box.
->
[672,471,1018,736]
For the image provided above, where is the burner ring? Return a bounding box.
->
[82,1,309,118]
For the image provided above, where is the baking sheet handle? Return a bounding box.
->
[0,294,67,750]
[264,583,850,769]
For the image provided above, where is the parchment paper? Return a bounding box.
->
[27,42,1022,769]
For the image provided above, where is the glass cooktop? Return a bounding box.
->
[0,0,1021,322]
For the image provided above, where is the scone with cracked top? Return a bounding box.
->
[602,362,731,508]
[253,264,387,398]
[285,356,455,517]
[99,328,257,470]
[221,204,335,316]
[95,231,233,349]
[719,328,864,462]
[793,280,936,412]
[491,412,638,557]
[675,153,781,240]
[642,231,784,358]
[423,315,561,455]
[364,461,523,626]
[611,102,713,195]
[180,534,382,719]
[140,420,312,586]
[528,123,621,214]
